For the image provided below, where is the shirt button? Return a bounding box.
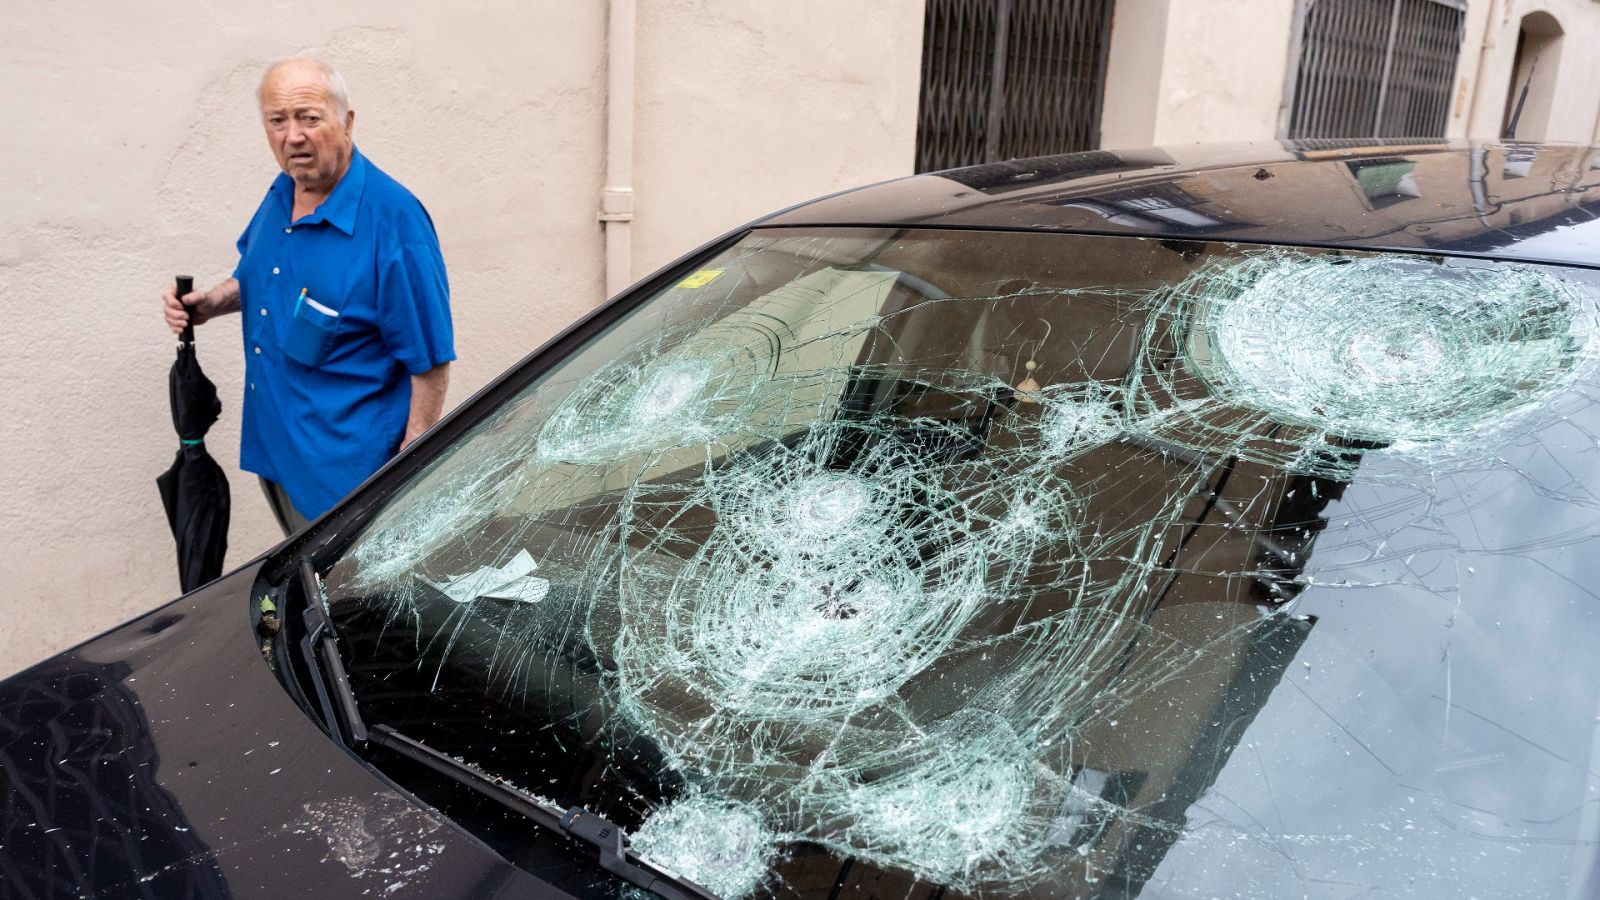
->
[254,346,261,355]
[260,308,268,316]
[272,267,280,275]
[284,227,293,234]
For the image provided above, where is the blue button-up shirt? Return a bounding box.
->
[234,148,454,519]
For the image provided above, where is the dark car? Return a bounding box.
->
[7,140,1600,899]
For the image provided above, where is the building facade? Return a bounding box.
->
[916,0,1600,165]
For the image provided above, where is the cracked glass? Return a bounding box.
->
[320,227,1600,898]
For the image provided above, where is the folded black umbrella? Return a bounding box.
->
[157,275,230,594]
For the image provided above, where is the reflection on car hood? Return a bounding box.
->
[762,140,1600,269]
[0,565,563,899]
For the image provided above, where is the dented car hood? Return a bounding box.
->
[0,564,566,899]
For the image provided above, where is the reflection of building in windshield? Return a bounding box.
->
[1099,614,1316,895]
[1045,434,1331,895]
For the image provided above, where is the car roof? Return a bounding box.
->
[758,140,1600,270]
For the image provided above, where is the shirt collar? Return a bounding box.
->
[272,146,368,236]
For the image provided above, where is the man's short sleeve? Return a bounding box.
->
[376,231,455,376]
[231,218,254,280]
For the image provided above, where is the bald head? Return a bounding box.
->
[259,57,350,118]
[257,56,355,198]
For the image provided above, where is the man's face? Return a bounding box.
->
[259,63,354,195]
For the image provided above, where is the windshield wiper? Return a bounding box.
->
[289,557,717,900]
[296,555,367,745]
[368,724,718,900]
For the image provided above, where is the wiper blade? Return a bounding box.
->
[367,724,718,900]
[288,561,715,899]
[296,555,368,745]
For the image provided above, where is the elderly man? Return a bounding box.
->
[162,58,453,534]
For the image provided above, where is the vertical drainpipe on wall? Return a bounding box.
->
[600,0,637,302]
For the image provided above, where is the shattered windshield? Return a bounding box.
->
[321,228,1600,898]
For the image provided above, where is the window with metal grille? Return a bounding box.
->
[916,0,1115,174]
[1284,0,1466,140]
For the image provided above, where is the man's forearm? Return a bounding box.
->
[207,277,242,317]
[402,362,451,449]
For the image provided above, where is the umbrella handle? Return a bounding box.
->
[176,275,195,345]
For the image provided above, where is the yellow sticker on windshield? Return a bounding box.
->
[677,268,724,289]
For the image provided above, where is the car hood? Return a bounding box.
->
[0,563,567,899]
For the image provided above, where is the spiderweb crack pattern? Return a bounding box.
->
[1135,252,1599,479]
[632,795,780,899]
[330,244,1600,898]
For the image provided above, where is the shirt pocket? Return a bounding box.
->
[282,295,341,367]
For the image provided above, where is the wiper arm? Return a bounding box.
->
[288,559,715,900]
[367,724,718,900]
[296,555,368,745]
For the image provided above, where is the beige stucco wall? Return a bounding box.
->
[632,1,925,275]
[1104,0,1600,147]
[0,2,921,678]
[1102,0,1296,148]
[1100,0,1296,147]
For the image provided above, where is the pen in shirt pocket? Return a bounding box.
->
[295,287,339,318]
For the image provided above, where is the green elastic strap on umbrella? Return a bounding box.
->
[181,438,205,446]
